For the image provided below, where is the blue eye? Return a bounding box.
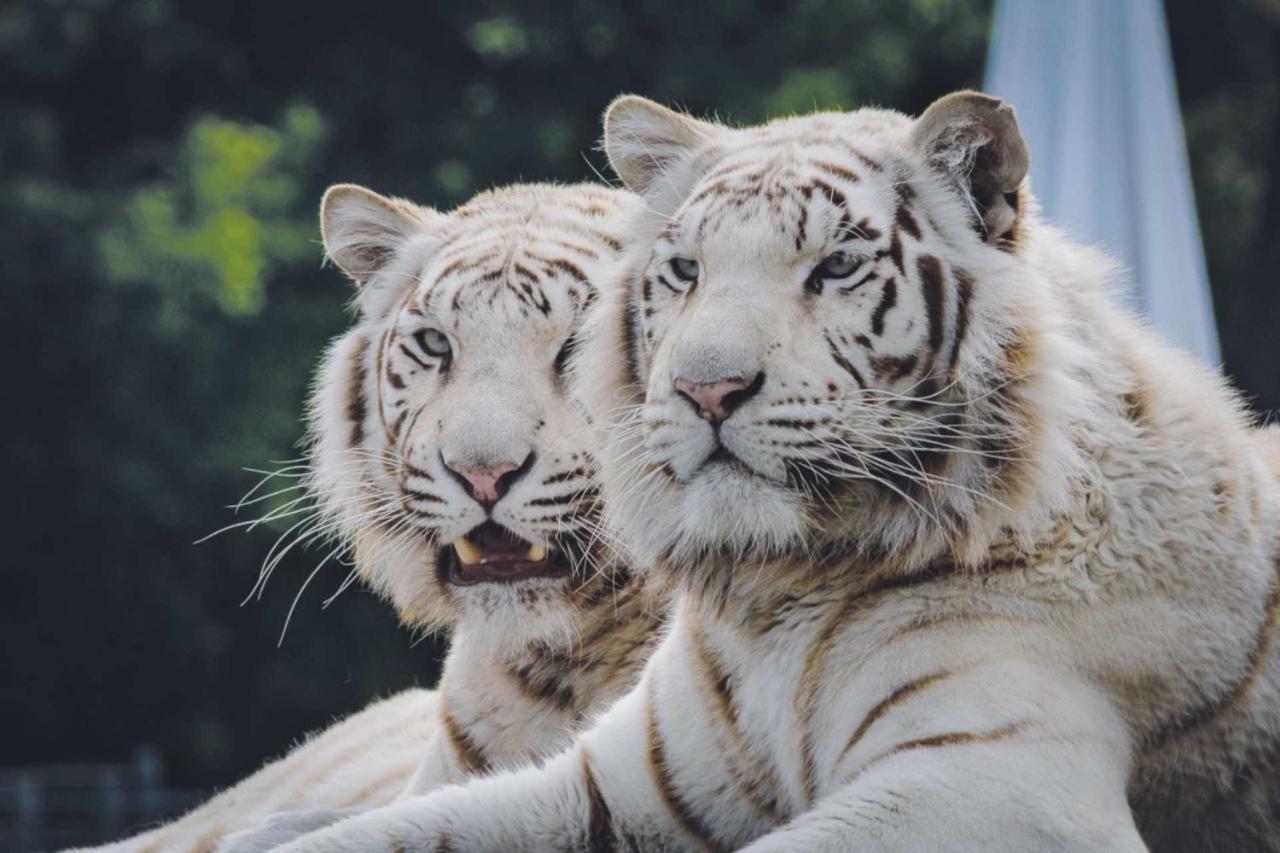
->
[813,252,860,280]
[669,257,700,283]
[413,328,451,358]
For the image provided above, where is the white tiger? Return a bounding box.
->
[77,182,666,852]
[271,91,1280,852]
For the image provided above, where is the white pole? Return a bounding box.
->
[985,0,1221,363]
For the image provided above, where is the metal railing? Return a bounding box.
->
[0,748,205,852]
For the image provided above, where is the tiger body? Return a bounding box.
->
[276,93,1280,852]
[78,182,666,852]
[75,690,440,853]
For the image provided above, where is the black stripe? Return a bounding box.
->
[546,257,588,283]
[949,270,975,378]
[825,333,867,388]
[528,488,597,507]
[347,336,369,448]
[870,278,897,336]
[506,281,532,308]
[645,682,725,852]
[895,204,922,241]
[690,625,784,821]
[1143,552,1280,750]
[524,513,575,524]
[550,238,600,259]
[811,177,848,210]
[837,671,954,766]
[871,354,917,382]
[917,254,946,358]
[841,143,884,173]
[581,750,617,853]
[837,269,878,295]
[764,418,821,429]
[811,160,861,184]
[852,216,882,241]
[621,290,641,386]
[653,272,683,296]
[508,662,576,709]
[389,408,408,439]
[398,342,431,370]
[404,463,435,482]
[442,707,488,774]
[542,467,588,486]
[887,230,904,273]
[436,258,477,279]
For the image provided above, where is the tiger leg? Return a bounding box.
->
[272,682,714,853]
[743,691,1145,853]
[218,723,467,853]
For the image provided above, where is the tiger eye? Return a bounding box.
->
[814,252,859,280]
[413,328,452,358]
[669,256,700,284]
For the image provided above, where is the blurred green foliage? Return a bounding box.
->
[2,0,1276,814]
[100,104,325,325]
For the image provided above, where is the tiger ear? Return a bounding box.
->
[320,184,442,286]
[603,96,720,195]
[910,91,1030,244]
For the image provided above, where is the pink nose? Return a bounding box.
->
[451,463,519,504]
[674,376,760,424]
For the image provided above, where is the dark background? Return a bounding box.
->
[3,0,1277,810]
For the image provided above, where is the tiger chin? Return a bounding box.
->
[272,92,1280,852]
[80,182,671,853]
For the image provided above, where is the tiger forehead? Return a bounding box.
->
[414,243,595,323]
[694,110,906,180]
[412,210,622,322]
[666,153,895,252]
[673,127,903,236]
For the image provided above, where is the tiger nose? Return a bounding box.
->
[674,373,764,424]
[442,453,534,508]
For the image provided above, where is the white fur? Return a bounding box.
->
[77,183,669,853]
[274,94,1280,852]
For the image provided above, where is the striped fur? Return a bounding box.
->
[274,94,1280,851]
[80,184,670,852]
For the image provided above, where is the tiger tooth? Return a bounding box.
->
[526,544,547,562]
[453,537,482,565]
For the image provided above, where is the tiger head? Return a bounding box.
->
[586,92,1085,590]
[309,182,639,650]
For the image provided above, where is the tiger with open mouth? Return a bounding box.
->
[303,180,665,796]
[82,181,669,853]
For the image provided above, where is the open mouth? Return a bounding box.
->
[438,520,570,586]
